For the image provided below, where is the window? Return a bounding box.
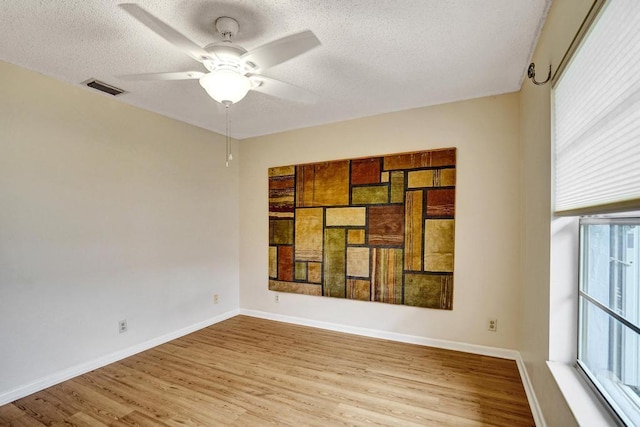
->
[553,0,640,424]
[579,217,640,425]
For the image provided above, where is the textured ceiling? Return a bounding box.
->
[0,0,550,139]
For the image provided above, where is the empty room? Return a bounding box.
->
[1,0,639,425]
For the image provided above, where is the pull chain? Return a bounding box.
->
[225,104,231,167]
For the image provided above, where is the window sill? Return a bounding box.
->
[547,361,619,426]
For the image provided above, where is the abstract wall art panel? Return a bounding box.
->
[268,148,456,309]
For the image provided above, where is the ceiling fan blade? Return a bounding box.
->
[248,74,318,104]
[242,31,320,71]
[117,71,205,81]
[119,3,210,63]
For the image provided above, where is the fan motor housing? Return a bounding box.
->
[204,41,247,58]
[203,42,249,73]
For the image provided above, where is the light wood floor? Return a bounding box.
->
[0,316,534,426]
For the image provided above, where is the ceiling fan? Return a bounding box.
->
[118,3,321,106]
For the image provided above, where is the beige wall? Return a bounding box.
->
[240,93,522,350]
[519,0,595,425]
[0,61,239,399]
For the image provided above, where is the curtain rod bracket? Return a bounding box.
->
[527,62,551,86]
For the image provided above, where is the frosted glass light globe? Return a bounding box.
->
[199,70,251,104]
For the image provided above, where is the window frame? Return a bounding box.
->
[576,216,640,426]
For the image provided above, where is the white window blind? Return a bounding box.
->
[553,0,640,214]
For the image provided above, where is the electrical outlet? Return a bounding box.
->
[274,293,279,303]
[119,319,127,334]
[213,293,219,304]
[488,318,498,332]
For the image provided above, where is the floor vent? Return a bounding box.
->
[82,79,126,96]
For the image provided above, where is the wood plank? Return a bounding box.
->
[0,403,46,426]
[0,316,534,426]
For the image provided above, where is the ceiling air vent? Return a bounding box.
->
[82,79,126,96]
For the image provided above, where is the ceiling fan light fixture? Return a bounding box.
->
[199,70,251,104]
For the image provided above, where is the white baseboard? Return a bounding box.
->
[516,354,546,427]
[240,309,518,359]
[0,309,239,406]
[241,309,544,425]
